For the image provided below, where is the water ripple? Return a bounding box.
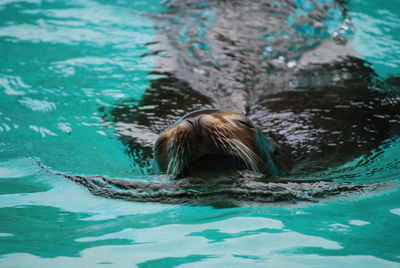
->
[0,75,28,95]
[18,97,56,112]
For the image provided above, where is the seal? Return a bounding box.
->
[44,0,400,205]
[107,0,400,180]
[153,108,292,178]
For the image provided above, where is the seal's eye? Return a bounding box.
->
[234,119,254,129]
[154,137,167,152]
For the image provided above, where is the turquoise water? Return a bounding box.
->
[1,0,400,267]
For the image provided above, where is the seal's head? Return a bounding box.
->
[153,109,291,178]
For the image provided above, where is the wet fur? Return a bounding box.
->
[154,111,271,177]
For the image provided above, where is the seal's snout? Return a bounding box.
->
[153,109,291,178]
[185,115,203,140]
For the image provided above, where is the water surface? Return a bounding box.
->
[0,0,399,266]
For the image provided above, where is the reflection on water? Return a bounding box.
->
[0,0,400,266]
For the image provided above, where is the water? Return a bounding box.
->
[1,0,400,266]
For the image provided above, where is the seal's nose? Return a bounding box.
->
[185,116,203,140]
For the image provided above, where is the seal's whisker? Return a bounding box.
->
[166,144,176,176]
[210,135,222,151]
[209,130,229,153]
[167,135,185,177]
[226,139,253,170]
[237,140,261,172]
[228,138,260,173]
[239,145,261,173]
[215,135,247,168]
[178,137,186,174]
[216,137,231,155]
[215,133,232,154]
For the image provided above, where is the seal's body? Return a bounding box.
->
[108,0,400,179]
[50,0,400,205]
[153,109,292,177]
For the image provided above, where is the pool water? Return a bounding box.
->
[1,0,400,266]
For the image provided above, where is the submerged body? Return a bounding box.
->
[104,0,400,179]
[101,0,400,202]
[40,0,400,205]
